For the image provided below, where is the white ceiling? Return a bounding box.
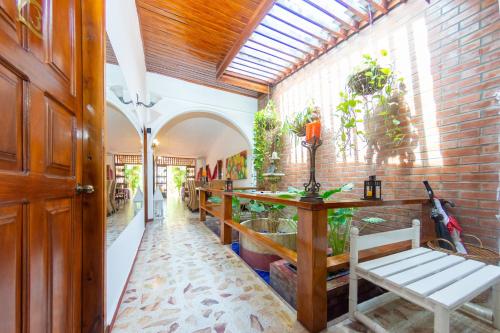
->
[106,104,142,154]
[155,113,248,158]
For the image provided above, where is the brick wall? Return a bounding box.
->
[260,0,500,249]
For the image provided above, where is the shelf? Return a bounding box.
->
[200,203,222,219]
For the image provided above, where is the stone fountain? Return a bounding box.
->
[262,151,285,193]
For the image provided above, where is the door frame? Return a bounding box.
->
[81,2,106,332]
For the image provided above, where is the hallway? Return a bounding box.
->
[111,200,309,333]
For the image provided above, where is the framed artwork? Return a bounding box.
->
[226,151,247,180]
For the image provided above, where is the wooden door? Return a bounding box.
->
[0,1,82,332]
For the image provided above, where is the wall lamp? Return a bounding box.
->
[110,85,161,108]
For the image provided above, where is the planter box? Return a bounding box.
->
[270,259,386,321]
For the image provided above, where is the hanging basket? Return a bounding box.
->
[427,234,500,266]
[347,66,388,96]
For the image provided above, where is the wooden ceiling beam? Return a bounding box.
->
[366,0,388,14]
[335,0,369,21]
[220,73,270,94]
[216,0,276,79]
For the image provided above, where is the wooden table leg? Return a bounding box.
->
[434,305,450,333]
[221,194,232,245]
[297,208,327,333]
[199,190,206,222]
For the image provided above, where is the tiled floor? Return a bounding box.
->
[111,199,497,333]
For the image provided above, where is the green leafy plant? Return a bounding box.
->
[172,166,186,194]
[278,183,384,256]
[335,50,406,154]
[253,100,284,185]
[285,100,320,138]
[124,165,141,193]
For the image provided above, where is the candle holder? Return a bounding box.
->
[300,137,323,203]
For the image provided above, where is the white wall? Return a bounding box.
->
[106,209,145,325]
[205,126,253,187]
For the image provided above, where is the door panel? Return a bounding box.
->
[0,61,23,171]
[46,97,75,177]
[0,205,22,333]
[0,0,82,332]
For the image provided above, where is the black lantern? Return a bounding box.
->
[225,178,233,192]
[363,175,382,200]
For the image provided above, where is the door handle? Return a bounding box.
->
[76,184,95,194]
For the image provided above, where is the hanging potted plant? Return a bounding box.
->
[286,100,321,138]
[335,50,407,154]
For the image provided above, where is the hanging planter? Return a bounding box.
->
[347,65,388,96]
[286,100,321,138]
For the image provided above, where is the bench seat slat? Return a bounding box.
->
[405,260,485,297]
[428,265,500,309]
[386,255,465,286]
[357,247,431,271]
[369,251,447,278]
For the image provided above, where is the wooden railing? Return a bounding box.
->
[198,187,432,333]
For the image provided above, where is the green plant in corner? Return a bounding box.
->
[124,165,142,193]
[253,100,284,185]
[172,166,186,194]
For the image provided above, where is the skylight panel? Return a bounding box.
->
[241,45,294,68]
[236,53,288,72]
[269,5,331,42]
[276,0,342,33]
[226,67,274,82]
[246,40,300,63]
[228,63,278,80]
[305,0,357,28]
[232,58,283,76]
[250,32,306,59]
[260,15,323,48]
[255,25,311,53]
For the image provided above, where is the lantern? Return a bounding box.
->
[133,187,144,214]
[363,175,382,200]
[225,178,233,192]
[153,186,164,221]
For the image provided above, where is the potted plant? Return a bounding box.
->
[286,100,321,138]
[335,50,407,154]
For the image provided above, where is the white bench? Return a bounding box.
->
[349,220,500,333]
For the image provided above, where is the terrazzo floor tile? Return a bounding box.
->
[111,199,497,333]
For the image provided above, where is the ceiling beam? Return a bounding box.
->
[335,0,369,21]
[366,0,388,14]
[220,73,270,94]
[216,0,276,79]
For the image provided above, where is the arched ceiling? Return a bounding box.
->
[106,104,142,154]
[155,113,249,158]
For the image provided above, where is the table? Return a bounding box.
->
[355,247,500,333]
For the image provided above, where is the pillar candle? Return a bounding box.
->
[305,121,321,142]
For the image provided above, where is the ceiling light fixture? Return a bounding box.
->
[110,85,161,108]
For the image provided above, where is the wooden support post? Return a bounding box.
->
[421,202,435,241]
[221,194,233,245]
[296,208,328,333]
[199,189,206,222]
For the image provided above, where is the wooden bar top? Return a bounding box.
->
[198,187,428,210]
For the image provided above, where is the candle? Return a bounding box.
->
[305,121,321,142]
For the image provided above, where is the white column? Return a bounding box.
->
[147,133,154,219]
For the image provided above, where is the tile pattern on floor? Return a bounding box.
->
[111,200,309,333]
[111,200,497,333]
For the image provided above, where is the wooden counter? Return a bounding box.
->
[198,187,432,333]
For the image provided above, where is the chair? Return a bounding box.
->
[349,220,500,333]
[186,179,199,212]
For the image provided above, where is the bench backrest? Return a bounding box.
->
[350,220,421,265]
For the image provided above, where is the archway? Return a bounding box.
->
[153,111,254,191]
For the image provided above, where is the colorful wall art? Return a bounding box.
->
[226,151,247,180]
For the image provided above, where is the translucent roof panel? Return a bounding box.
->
[224,0,393,85]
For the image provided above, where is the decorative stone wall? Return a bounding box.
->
[260,0,500,249]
